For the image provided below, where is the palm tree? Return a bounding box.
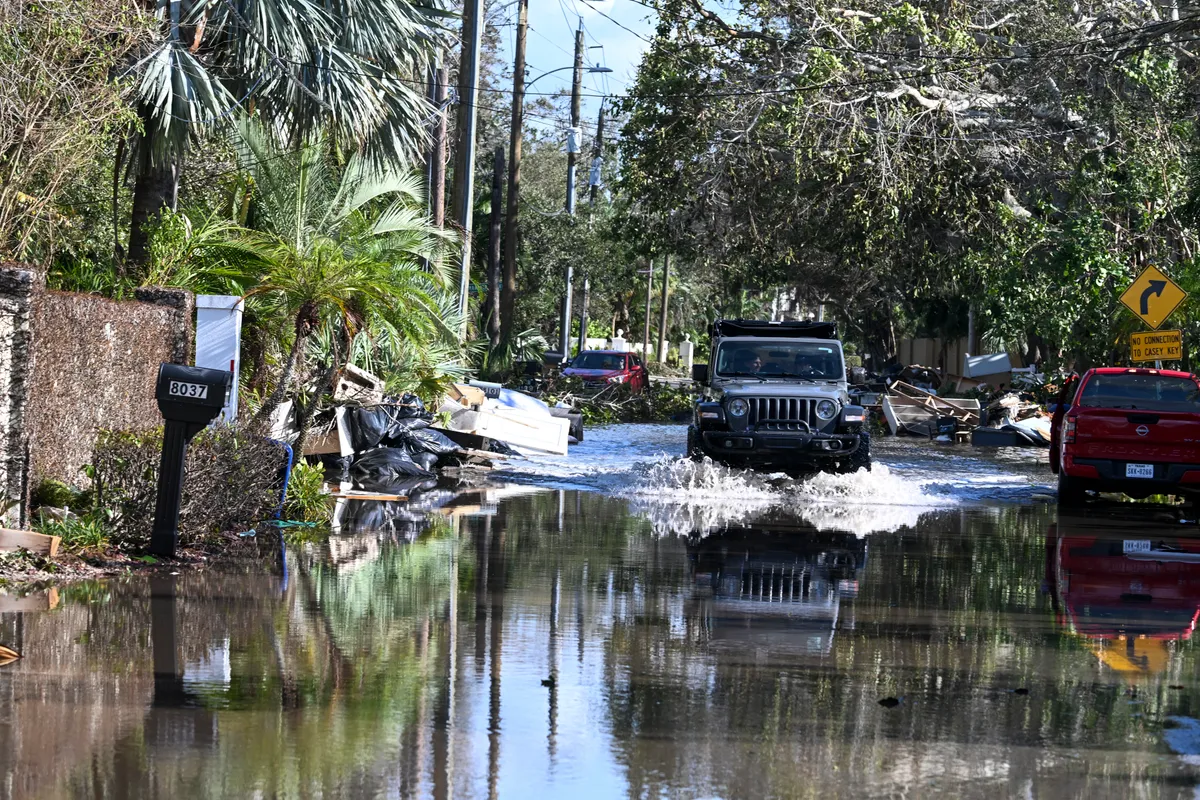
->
[231,122,458,428]
[126,0,449,267]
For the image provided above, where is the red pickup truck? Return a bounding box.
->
[1051,367,1200,505]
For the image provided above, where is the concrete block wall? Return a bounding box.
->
[0,265,193,526]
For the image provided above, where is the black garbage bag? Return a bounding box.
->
[400,427,462,456]
[353,475,440,498]
[349,447,434,481]
[348,404,432,451]
[411,451,440,473]
[339,500,432,534]
[486,438,520,456]
[392,393,427,417]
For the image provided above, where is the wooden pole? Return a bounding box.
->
[486,147,504,348]
[500,0,528,344]
[451,0,484,320]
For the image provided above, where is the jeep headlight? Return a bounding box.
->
[728,398,749,417]
[816,399,838,420]
[607,374,627,383]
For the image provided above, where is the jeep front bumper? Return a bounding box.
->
[699,429,860,465]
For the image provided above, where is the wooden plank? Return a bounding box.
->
[889,384,980,426]
[447,383,487,407]
[0,528,59,558]
[460,447,509,461]
[330,492,408,502]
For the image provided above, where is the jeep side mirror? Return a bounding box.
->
[692,363,709,383]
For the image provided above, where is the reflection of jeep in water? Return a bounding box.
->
[688,319,870,474]
[688,521,867,656]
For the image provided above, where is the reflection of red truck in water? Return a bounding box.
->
[1046,519,1200,675]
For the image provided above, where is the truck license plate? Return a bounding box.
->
[168,381,208,400]
[1126,463,1154,479]
[1124,540,1152,554]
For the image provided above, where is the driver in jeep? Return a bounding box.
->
[737,350,763,375]
[793,353,824,378]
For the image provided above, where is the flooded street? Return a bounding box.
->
[6,425,1200,798]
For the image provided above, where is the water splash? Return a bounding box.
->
[627,457,952,538]
[630,456,780,501]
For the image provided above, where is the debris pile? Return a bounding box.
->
[872,363,1052,449]
[880,381,981,439]
[435,382,577,455]
[971,391,1051,447]
[330,394,506,484]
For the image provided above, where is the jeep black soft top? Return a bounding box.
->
[712,319,838,340]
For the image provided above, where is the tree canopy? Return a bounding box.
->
[617,0,1200,366]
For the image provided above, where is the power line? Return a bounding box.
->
[528,23,575,59]
[254,27,1200,106]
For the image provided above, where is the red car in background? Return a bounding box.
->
[562,350,649,392]
[1051,367,1200,505]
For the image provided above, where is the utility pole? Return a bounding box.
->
[558,25,584,358]
[576,277,590,355]
[576,100,604,356]
[426,61,449,228]
[500,0,528,345]
[566,26,584,215]
[451,0,484,320]
[486,147,504,348]
[589,101,605,206]
[657,254,670,364]
[642,259,654,361]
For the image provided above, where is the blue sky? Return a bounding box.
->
[493,0,659,132]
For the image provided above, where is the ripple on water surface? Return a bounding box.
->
[497,423,1051,537]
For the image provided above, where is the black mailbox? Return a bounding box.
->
[151,364,233,557]
[156,364,232,423]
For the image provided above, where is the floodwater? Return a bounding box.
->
[6,425,1200,798]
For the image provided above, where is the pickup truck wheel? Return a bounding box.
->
[687,426,703,461]
[841,430,871,473]
[1057,473,1090,507]
[568,413,584,443]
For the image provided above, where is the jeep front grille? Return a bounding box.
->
[750,397,815,428]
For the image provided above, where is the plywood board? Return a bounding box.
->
[0,528,60,558]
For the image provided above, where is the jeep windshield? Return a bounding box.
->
[715,341,842,379]
[1078,373,1200,412]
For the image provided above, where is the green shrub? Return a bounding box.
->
[282,462,332,523]
[36,509,112,553]
[91,425,290,550]
[31,479,84,511]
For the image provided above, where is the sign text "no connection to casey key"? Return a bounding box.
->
[1130,329,1183,362]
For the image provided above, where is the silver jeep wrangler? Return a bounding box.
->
[687,319,870,474]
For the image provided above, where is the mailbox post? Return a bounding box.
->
[151,364,233,557]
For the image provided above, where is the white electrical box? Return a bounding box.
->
[195,295,244,422]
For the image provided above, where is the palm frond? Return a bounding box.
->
[134,42,234,165]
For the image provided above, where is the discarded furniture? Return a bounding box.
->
[882,381,981,436]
